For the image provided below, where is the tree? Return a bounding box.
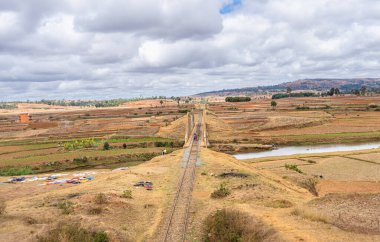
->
[271,100,277,109]
[175,97,181,106]
[328,88,335,96]
[286,87,292,94]
[360,86,367,96]
[159,100,164,107]
[122,143,127,149]
[103,142,110,150]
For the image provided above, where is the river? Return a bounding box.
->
[233,142,380,160]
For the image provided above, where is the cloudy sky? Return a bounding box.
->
[1,0,380,101]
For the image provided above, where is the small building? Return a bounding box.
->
[19,113,32,123]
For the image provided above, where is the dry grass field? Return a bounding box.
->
[207,96,380,146]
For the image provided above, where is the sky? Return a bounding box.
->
[1,0,380,101]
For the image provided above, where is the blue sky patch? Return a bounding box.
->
[220,0,242,14]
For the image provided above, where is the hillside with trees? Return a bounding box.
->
[196,78,380,96]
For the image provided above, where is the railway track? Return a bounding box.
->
[158,114,202,242]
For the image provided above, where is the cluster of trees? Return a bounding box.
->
[225,97,252,102]
[0,103,17,109]
[322,86,369,96]
[323,88,340,96]
[35,99,132,107]
[272,92,316,99]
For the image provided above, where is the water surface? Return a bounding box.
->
[234,142,380,160]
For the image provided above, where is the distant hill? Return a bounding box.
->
[196,78,380,96]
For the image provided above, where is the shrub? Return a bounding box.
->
[103,142,110,150]
[73,156,88,163]
[178,109,190,113]
[95,193,107,204]
[204,209,282,242]
[57,201,74,215]
[88,207,103,215]
[93,232,109,242]
[0,167,34,176]
[285,164,303,174]
[0,200,6,215]
[154,141,174,147]
[271,100,277,109]
[368,104,378,109]
[211,184,230,199]
[295,106,310,110]
[122,143,127,149]
[120,190,133,199]
[37,222,109,242]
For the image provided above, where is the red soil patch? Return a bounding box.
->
[317,180,380,196]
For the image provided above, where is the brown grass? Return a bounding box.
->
[204,209,283,242]
[94,193,107,205]
[265,199,294,208]
[291,207,330,224]
[0,200,5,215]
[298,178,319,196]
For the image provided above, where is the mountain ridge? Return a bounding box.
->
[195,78,380,96]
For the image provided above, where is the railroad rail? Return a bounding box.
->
[159,113,202,242]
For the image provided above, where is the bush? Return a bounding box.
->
[204,209,282,242]
[178,109,190,113]
[87,207,103,215]
[211,184,230,199]
[225,97,251,102]
[271,100,277,109]
[122,143,127,149]
[95,193,107,204]
[154,141,174,147]
[103,142,110,150]
[285,164,303,174]
[0,167,34,176]
[120,190,133,199]
[73,156,88,163]
[37,222,109,242]
[0,200,6,215]
[93,232,109,242]
[295,106,310,110]
[57,201,74,215]
[368,104,378,109]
